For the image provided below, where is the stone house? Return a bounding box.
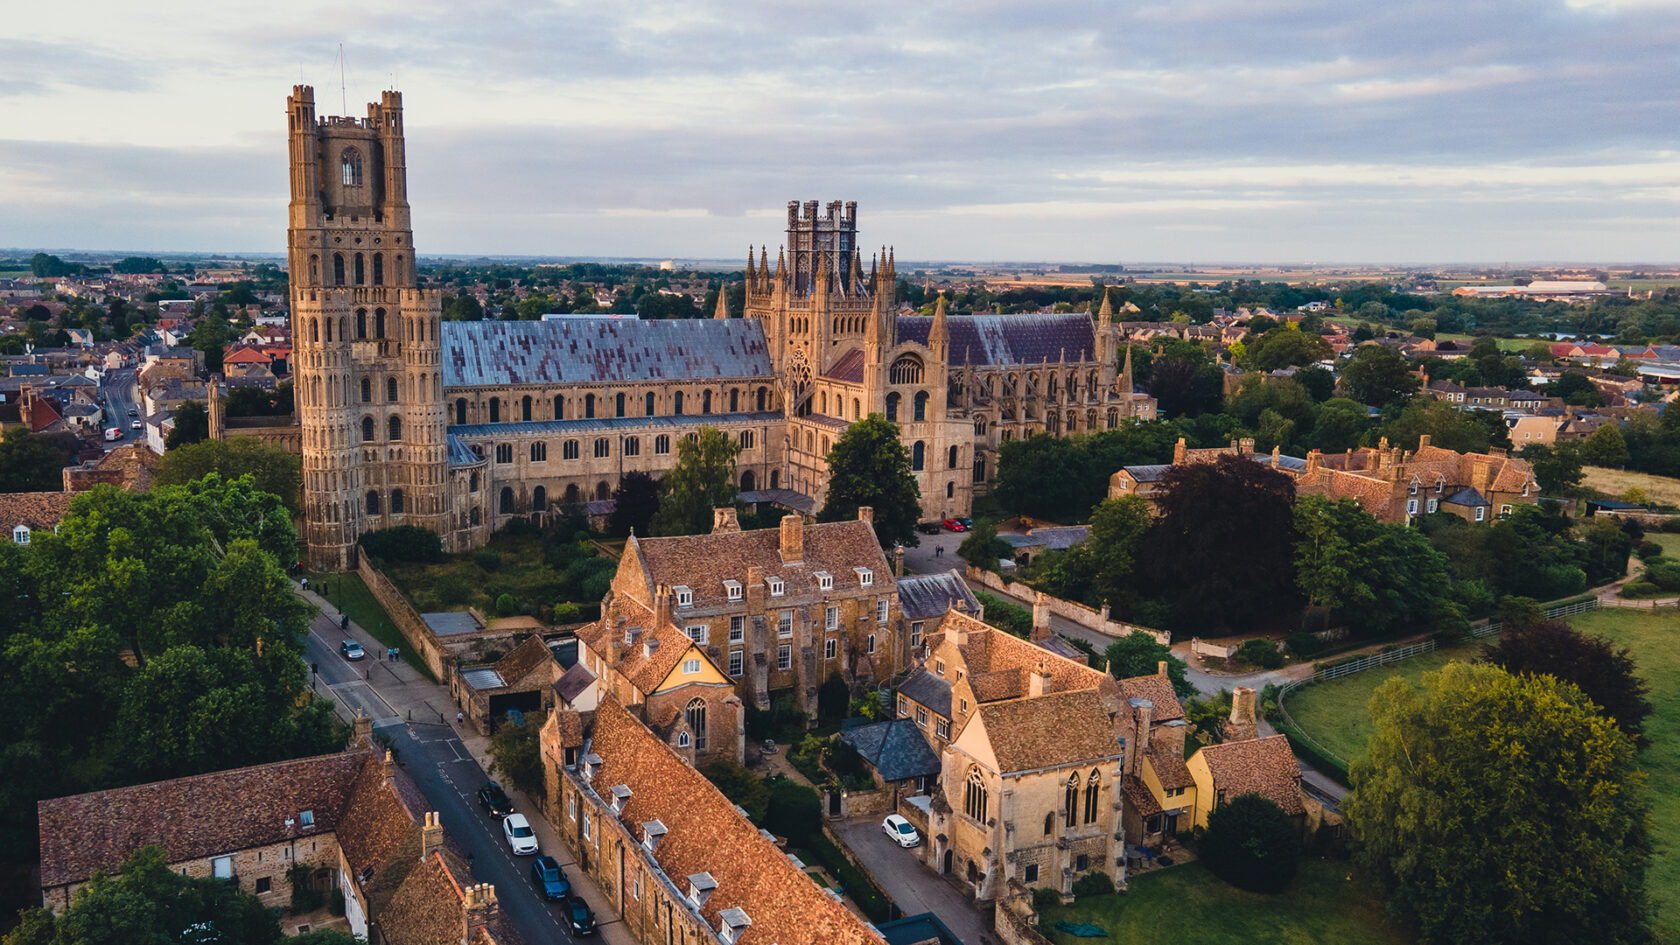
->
[449,633,563,734]
[594,510,899,722]
[538,697,885,945]
[36,723,520,944]
[0,491,72,547]
[1114,666,1194,847]
[918,611,1128,902]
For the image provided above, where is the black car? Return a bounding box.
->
[566,897,597,936]
[530,855,570,900]
[477,782,514,818]
[914,522,940,535]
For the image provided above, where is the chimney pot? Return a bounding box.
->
[712,507,740,533]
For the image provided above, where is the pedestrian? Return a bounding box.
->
[301,577,309,592]
[393,646,400,662]
[456,711,464,725]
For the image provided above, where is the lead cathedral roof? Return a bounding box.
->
[441,318,774,387]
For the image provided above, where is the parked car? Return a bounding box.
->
[915,522,941,535]
[477,782,514,818]
[566,897,597,936]
[130,419,142,430]
[882,813,921,848]
[340,640,365,661]
[942,518,966,532]
[502,813,539,856]
[957,517,974,529]
[530,856,570,900]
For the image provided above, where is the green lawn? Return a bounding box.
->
[1041,859,1411,945]
[381,530,609,622]
[1434,332,1536,353]
[302,569,435,681]
[1283,645,1471,764]
[1286,610,1679,942]
[1647,533,1680,557]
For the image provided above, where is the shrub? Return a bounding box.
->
[762,775,822,847]
[495,593,519,617]
[1620,581,1662,599]
[474,548,503,571]
[1071,870,1115,899]
[1234,638,1284,669]
[552,601,582,623]
[1642,556,1680,591]
[358,525,445,563]
[1031,886,1061,915]
[1284,632,1327,659]
[500,516,538,537]
[1199,793,1301,893]
[975,591,1033,638]
[1633,540,1664,561]
[288,863,323,912]
[808,832,891,923]
[817,671,850,725]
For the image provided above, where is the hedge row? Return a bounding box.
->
[1274,719,1352,788]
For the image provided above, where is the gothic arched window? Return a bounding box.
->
[914,391,928,422]
[686,698,708,751]
[1064,773,1079,828]
[890,355,924,385]
[673,392,683,415]
[388,377,399,402]
[499,487,514,514]
[333,254,345,286]
[372,253,384,286]
[374,307,385,338]
[1084,770,1101,824]
[387,416,402,441]
[533,486,547,512]
[522,396,533,422]
[341,148,363,186]
[489,398,500,423]
[886,392,900,422]
[366,491,380,514]
[616,393,626,417]
[456,399,467,425]
[391,489,404,514]
[354,254,365,286]
[361,377,371,403]
[948,445,960,469]
[361,416,375,442]
[912,441,925,471]
[964,767,988,823]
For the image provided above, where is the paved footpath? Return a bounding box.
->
[294,581,635,945]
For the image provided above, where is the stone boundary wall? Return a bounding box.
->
[967,565,1170,645]
[355,554,448,679]
[995,895,1056,945]
[1189,638,1238,659]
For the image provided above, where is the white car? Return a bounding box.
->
[503,813,539,855]
[882,814,920,848]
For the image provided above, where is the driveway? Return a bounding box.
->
[831,816,994,945]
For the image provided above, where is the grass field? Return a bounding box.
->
[301,568,435,680]
[1041,859,1411,945]
[1649,533,1680,556]
[1582,467,1680,506]
[1434,332,1538,352]
[1286,609,1680,942]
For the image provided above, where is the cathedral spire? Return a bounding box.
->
[929,293,949,353]
[1098,287,1114,327]
[746,246,757,293]
[714,286,731,319]
[850,249,865,297]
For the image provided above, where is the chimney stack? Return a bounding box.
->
[353,708,372,743]
[1226,687,1259,742]
[856,506,873,526]
[1418,434,1431,450]
[1173,437,1187,465]
[421,811,444,860]
[1031,592,1051,641]
[462,883,500,936]
[1028,657,1051,698]
[383,749,397,783]
[779,515,804,564]
[654,584,673,629]
[1157,660,1169,678]
[712,507,740,533]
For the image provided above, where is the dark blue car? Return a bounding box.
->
[567,897,597,936]
[530,856,570,900]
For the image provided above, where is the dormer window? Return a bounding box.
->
[641,820,668,852]
[686,872,717,908]
[768,576,785,597]
[723,580,743,601]
[11,525,28,546]
[816,571,833,591]
[610,784,633,813]
[718,908,752,944]
[1436,479,1444,493]
[855,567,873,587]
[299,810,315,827]
[674,585,693,607]
[1409,481,1418,495]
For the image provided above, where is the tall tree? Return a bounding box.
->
[1294,495,1450,637]
[0,427,67,492]
[164,400,209,450]
[1347,662,1650,945]
[1339,345,1419,407]
[155,436,302,514]
[650,427,740,536]
[1145,454,1299,632]
[1580,422,1630,468]
[818,414,921,548]
[1199,793,1301,893]
[1523,440,1585,494]
[1086,496,1151,614]
[1483,618,1652,746]
[608,471,660,537]
[1103,631,1194,700]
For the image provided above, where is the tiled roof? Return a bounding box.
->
[588,697,883,945]
[576,595,703,695]
[38,749,372,887]
[0,491,72,532]
[825,347,866,383]
[896,570,979,620]
[1117,673,1185,724]
[1146,742,1195,789]
[334,753,429,913]
[1121,775,1162,818]
[624,520,890,610]
[898,313,1096,366]
[969,667,1027,702]
[494,635,557,689]
[898,668,953,719]
[554,662,596,704]
[840,719,941,782]
[1443,486,1489,507]
[974,689,1121,773]
[938,612,1112,702]
[441,318,773,387]
[1197,735,1305,816]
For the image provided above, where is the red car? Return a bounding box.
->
[942,518,966,532]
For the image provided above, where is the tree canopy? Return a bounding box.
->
[1346,662,1650,945]
[1339,345,1420,407]
[0,427,68,492]
[818,414,922,548]
[1483,617,1652,746]
[1103,631,1194,700]
[650,427,740,536]
[155,436,303,514]
[1199,793,1301,893]
[608,470,660,538]
[164,400,210,450]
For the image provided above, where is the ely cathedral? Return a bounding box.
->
[286,86,1155,570]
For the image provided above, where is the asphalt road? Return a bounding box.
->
[830,818,992,945]
[383,721,579,945]
[97,367,140,450]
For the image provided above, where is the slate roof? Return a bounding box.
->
[897,313,1096,366]
[447,433,483,467]
[840,719,941,782]
[898,668,953,719]
[441,318,774,388]
[1443,486,1490,507]
[974,689,1122,773]
[1119,464,1171,483]
[896,570,980,621]
[449,411,781,439]
[554,662,597,704]
[1196,735,1305,816]
[38,748,373,887]
[587,697,883,945]
[424,612,484,636]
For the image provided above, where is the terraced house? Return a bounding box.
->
[284,86,1157,569]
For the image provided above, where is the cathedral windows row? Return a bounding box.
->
[889,355,924,385]
[325,253,397,287]
[354,308,388,340]
[364,488,404,516]
[450,386,773,426]
[360,415,402,442]
[1063,770,1104,827]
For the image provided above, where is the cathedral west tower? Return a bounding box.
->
[287,86,449,570]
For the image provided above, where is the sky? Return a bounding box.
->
[3,0,1678,264]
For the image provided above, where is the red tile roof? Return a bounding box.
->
[1196,735,1305,816]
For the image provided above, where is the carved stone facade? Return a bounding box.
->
[288,89,1156,568]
